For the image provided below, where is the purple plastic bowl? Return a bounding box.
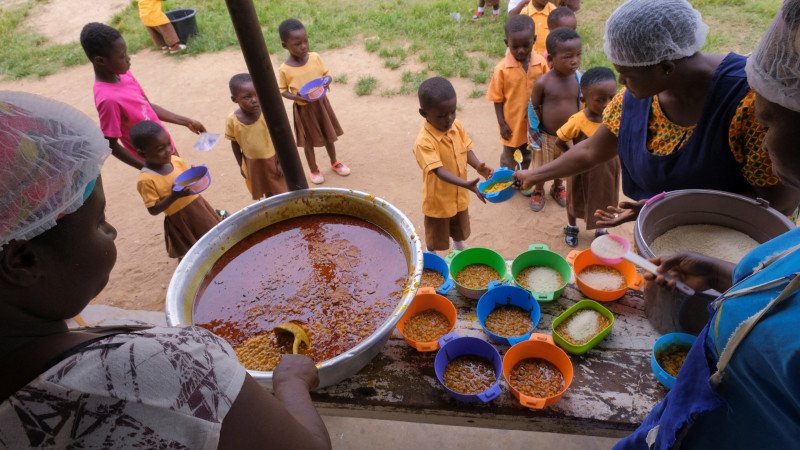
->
[173,165,210,194]
[434,333,503,403]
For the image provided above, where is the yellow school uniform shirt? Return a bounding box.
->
[136,0,170,27]
[137,155,199,216]
[486,51,548,147]
[278,52,329,106]
[520,2,556,56]
[225,112,276,159]
[557,109,601,142]
[413,119,474,218]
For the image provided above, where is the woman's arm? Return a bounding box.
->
[515,125,620,189]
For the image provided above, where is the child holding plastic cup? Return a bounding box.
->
[278,18,349,185]
[132,120,221,258]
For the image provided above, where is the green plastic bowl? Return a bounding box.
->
[446,248,510,299]
[551,299,615,355]
[511,244,573,302]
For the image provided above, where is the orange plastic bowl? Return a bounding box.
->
[502,333,574,409]
[567,249,644,302]
[396,287,457,352]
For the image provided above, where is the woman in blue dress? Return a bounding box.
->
[617,1,800,447]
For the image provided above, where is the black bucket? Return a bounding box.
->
[165,8,198,44]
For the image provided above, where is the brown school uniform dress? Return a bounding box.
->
[413,119,474,251]
[225,112,288,200]
[556,110,621,229]
[137,155,221,258]
[278,52,343,148]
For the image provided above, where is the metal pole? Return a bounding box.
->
[224,0,308,190]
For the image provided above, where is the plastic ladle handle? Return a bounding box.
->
[624,252,696,297]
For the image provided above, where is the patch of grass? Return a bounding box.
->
[364,37,380,53]
[384,59,402,70]
[399,70,427,94]
[380,88,397,97]
[468,89,485,99]
[355,75,378,95]
[333,74,348,84]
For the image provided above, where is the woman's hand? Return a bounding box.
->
[646,252,735,293]
[594,200,646,227]
[513,168,537,190]
[273,354,320,392]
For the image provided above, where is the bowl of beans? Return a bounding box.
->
[566,249,644,302]
[396,287,457,352]
[447,248,509,300]
[421,252,454,295]
[477,283,540,346]
[511,244,572,302]
[502,333,574,409]
[652,332,696,390]
[551,299,614,354]
[434,333,503,403]
[478,168,515,203]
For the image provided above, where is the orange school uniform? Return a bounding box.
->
[486,51,548,148]
[520,2,556,56]
[413,119,474,218]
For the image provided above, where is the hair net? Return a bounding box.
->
[0,91,110,246]
[745,0,800,112]
[604,0,709,67]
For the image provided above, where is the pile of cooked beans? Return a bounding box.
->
[235,330,297,371]
[657,344,689,377]
[443,355,496,394]
[485,305,532,337]
[403,309,451,342]
[420,269,445,288]
[456,264,500,290]
[509,358,565,398]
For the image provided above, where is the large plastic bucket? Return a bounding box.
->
[634,190,795,334]
[446,248,510,299]
[567,249,643,302]
[396,288,457,352]
[166,8,198,44]
[502,333,574,409]
[511,244,572,302]
[434,333,503,403]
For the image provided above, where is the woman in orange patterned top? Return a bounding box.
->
[514,0,799,226]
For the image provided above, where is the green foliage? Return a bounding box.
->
[468,89,485,99]
[333,74,349,84]
[355,75,378,95]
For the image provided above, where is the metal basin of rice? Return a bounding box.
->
[165,188,423,388]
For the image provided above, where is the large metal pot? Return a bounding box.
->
[165,188,423,388]
[634,189,795,334]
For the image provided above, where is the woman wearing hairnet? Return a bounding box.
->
[616,1,800,448]
[0,92,331,449]
[514,0,799,224]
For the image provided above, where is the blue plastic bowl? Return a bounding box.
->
[423,252,455,295]
[477,282,540,346]
[478,168,515,203]
[434,333,503,403]
[651,332,697,390]
[173,165,210,194]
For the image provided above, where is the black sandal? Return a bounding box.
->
[564,225,579,247]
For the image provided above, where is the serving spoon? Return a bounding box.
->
[274,322,311,354]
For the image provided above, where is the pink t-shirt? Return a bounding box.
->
[93,71,175,159]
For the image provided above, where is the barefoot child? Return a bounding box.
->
[132,120,221,259]
[487,15,547,176]
[226,73,288,200]
[277,18,349,185]
[414,77,493,253]
[472,0,501,20]
[80,23,205,170]
[555,67,620,247]
[530,28,582,211]
[135,0,186,54]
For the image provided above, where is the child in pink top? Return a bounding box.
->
[80,22,205,170]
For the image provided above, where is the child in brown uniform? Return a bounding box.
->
[555,67,620,247]
[133,120,221,258]
[486,15,547,177]
[226,73,288,200]
[278,18,349,185]
[414,77,493,252]
[530,28,582,211]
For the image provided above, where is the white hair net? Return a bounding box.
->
[745,0,800,112]
[604,0,709,67]
[0,91,110,246]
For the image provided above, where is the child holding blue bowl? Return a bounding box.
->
[132,121,221,258]
[413,77,493,253]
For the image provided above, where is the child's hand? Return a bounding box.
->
[185,119,206,134]
[172,186,194,198]
[499,123,512,140]
[468,178,487,204]
[476,163,493,180]
[594,200,646,227]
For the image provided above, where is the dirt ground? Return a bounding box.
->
[0,33,633,312]
[22,0,130,44]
